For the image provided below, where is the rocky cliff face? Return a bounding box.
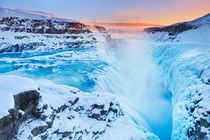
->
[0,7,110,53]
[0,17,89,34]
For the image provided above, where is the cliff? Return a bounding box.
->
[0,7,110,53]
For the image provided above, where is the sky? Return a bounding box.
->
[0,0,210,25]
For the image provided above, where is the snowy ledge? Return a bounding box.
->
[0,75,159,139]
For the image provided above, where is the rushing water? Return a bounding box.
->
[0,33,172,139]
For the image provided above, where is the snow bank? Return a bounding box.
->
[0,75,38,118]
[0,75,159,139]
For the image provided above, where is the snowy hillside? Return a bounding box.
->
[0,7,110,53]
[145,13,210,139]
[0,75,158,140]
[145,13,210,43]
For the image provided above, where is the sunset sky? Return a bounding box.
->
[0,0,210,25]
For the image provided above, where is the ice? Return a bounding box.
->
[148,15,210,139]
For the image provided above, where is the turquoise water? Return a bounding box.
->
[0,48,109,92]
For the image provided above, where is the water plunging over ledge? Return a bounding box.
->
[0,32,173,139]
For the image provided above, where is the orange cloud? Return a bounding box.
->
[81,20,163,31]
[97,22,163,30]
[19,9,52,19]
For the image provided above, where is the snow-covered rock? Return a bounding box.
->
[0,75,159,140]
[145,14,210,139]
[0,7,110,53]
[144,13,210,43]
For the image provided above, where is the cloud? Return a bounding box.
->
[117,5,142,22]
[97,22,163,31]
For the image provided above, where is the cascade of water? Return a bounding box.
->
[94,32,173,139]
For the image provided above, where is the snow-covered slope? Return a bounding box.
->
[0,7,110,53]
[0,75,158,140]
[145,13,210,43]
[145,14,210,139]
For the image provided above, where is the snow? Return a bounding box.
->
[190,13,210,26]
[175,24,210,43]
[0,26,109,53]
[0,75,38,118]
[0,7,110,53]
[0,31,97,52]
[147,13,210,43]
[0,75,158,139]
[147,14,210,139]
[99,116,159,140]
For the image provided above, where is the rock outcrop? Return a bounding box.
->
[0,7,111,53]
[0,17,89,34]
[0,76,159,140]
[144,23,196,35]
[0,90,40,140]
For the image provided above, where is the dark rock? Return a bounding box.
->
[144,23,196,35]
[13,90,40,111]
[31,125,48,136]
[41,134,49,140]
[0,17,90,35]
[87,102,122,121]
[56,104,68,113]
[62,131,72,138]
[88,113,101,119]
[74,106,84,112]
[187,116,210,139]
[0,90,41,140]
[92,104,104,109]
[94,25,107,33]
[69,97,79,106]
[0,115,17,140]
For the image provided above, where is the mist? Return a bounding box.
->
[94,30,172,139]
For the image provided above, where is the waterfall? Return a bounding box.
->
[94,32,173,139]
